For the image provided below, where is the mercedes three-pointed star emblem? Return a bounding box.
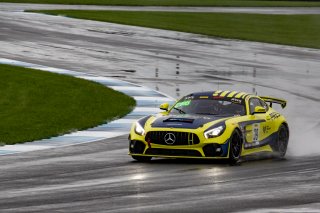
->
[164,133,176,145]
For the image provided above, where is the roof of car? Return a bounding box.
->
[190,90,254,99]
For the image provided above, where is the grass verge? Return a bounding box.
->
[3,0,320,7]
[33,10,320,49]
[0,64,135,145]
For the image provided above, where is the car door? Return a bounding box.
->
[243,97,268,149]
[258,99,275,138]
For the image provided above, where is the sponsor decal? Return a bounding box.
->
[245,141,260,148]
[231,98,242,104]
[213,96,223,99]
[263,125,271,134]
[185,96,194,100]
[175,100,191,108]
[269,112,280,120]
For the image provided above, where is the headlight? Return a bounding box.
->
[135,122,145,136]
[204,125,225,139]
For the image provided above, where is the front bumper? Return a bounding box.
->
[129,138,230,159]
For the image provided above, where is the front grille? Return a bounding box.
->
[145,131,200,146]
[145,148,202,157]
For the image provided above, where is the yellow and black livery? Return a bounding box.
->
[129,90,289,163]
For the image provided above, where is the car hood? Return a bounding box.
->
[150,114,229,129]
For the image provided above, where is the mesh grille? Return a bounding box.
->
[145,131,200,146]
[145,148,202,157]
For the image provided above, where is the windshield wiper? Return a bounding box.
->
[173,107,186,114]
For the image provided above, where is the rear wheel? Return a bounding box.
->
[132,155,152,162]
[275,124,289,159]
[229,129,242,165]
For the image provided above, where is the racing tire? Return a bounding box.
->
[274,124,289,159]
[132,155,152,162]
[228,129,242,165]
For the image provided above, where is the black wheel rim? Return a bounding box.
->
[278,127,288,155]
[231,132,241,158]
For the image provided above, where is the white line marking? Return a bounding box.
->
[66,131,127,138]
[133,96,174,101]
[133,107,160,112]
[0,145,52,152]
[36,67,81,75]
[109,86,152,91]
[110,119,137,124]
[77,75,133,85]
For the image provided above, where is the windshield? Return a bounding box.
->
[170,95,246,116]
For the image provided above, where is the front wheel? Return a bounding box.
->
[275,124,289,159]
[229,129,242,165]
[132,155,152,162]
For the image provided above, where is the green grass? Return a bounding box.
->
[0,64,135,145]
[3,0,320,7]
[33,10,320,49]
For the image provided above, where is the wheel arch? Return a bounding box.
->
[280,121,290,138]
[228,126,244,148]
[234,127,243,139]
[228,126,243,164]
[281,121,289,130]
[277,121,289,136]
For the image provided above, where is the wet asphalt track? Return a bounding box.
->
[1,3,320,14]
[0,4,320,212]
[1,135,320,212]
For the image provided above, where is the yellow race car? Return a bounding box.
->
[129,90,289,164]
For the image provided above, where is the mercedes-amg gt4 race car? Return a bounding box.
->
[129,90,289,163]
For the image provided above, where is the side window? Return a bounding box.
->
[259,99,269,111]
[249,98,263,114]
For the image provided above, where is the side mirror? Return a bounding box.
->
[159,103,169,111]
[253,106,266,114]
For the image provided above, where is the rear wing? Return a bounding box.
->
[259,96,287,109]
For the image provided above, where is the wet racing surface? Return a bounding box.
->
[0,4,320,212]
[1,136,320,212]
[1,3,320,14]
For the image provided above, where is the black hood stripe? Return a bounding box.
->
[138,115,152,128]
[151,115,231,129]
